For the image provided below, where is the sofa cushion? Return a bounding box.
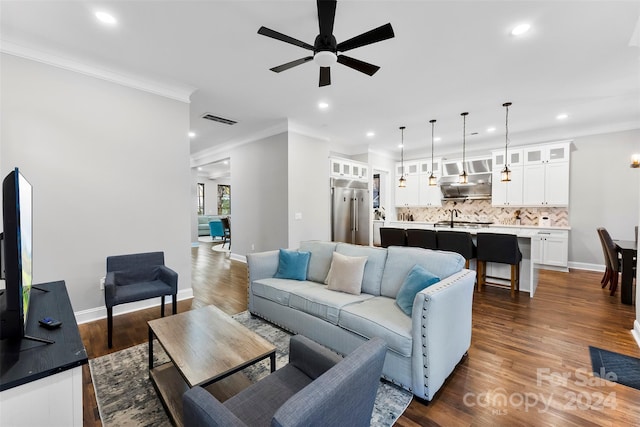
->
[335,243,387,296]
[380,246,465,298]
[251,278,316,306]
[288,283,373,325]
[274,249,311,281]
[338,297,412,357]
[395,264,441,316]
[324,252,368,295]
[300,241,338,283]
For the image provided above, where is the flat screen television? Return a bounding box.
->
[0,167,33,341]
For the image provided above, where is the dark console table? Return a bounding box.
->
[0,280,87,426]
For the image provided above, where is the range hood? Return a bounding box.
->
[439,158,492,200]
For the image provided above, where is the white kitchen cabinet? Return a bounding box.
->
[491,166,523,206]
[330,158,368,181]
[531,230,569,268]
[395,174,420,206]
[523,161,569,206]
[521,141,570,206]
[418,174,442,206]
[492,148,523,169]
[419,158,441,175]
[524,142,570,164]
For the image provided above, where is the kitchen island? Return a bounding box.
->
[386,221,571,297]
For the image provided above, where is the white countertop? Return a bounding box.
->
[385,221,570,237]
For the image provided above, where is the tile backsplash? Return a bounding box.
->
[396,199,569,227]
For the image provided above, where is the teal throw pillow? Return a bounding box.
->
[395,264,440,316]
[274,249,311,281]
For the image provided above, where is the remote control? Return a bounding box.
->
[39,317,62,329]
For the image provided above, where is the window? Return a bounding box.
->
[218,185,230,215]
[197,183,205,215]
[373,174,380,209]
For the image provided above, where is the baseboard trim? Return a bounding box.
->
[567,261,605,272]
[230,253,247,263]
[632,320,640,350]
[74,287,194,325]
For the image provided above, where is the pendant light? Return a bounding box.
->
[501,102,512,182]
[428,119,437,186]
[459,112,469,184]
[398,126,407,188]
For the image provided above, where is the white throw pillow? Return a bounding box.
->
[324,252,368,295]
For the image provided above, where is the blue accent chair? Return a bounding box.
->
[183,335,387,427]
[104,251,178,348]
[209,220,224,240]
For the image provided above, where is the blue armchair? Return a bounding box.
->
[209,220,224,240]
[104,251,177,348]
[183,335,387,427]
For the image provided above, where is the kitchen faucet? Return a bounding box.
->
[449,208,461,228]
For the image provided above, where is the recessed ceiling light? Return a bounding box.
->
[95,11,117,25]
[197,167,203,171]
[223,160,229,165]
[486,127,496,133]
[556,113,569,120]
[366,131,375,137]
[318,102,329,110]
[511,23,530,36]
[434,137,441,142]
[397,143,404,148]
[188,132,196,138]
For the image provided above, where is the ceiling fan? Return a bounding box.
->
[257,0,395,87]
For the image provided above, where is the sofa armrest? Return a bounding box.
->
[411,269,475,401]
[288,335,343,380]
[246,250,280,283]
[183,386,247,427]
[157,265,178,293]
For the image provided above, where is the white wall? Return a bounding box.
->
[287,132,331,248]
[1,54,192,313]
[231,132,289,256]
[568,129,640,266]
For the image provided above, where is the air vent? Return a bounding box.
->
[201,113,237,125]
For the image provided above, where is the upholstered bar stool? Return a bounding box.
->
[406,229,438,250]
[476,233,522,297]
[380,227,407,247]
[436,230,476,269]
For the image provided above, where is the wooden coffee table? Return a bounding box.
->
[148,305,276,426]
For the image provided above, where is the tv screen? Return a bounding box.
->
[0,167,33,340]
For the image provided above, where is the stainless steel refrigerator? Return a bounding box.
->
[331,178,370,245]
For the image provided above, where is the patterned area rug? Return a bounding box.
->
[589,346,640,390]
[90,311,413,427]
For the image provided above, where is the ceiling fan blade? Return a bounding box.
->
[336,23,395,52]
[258,26,314,50]
[319,67,331,87]
[337,55,380,76]
[317,0,337,37]
[270,57,314,73]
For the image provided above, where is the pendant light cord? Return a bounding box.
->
[504,102,511,162]
[430,120,435,171]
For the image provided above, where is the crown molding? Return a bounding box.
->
[1,40,195,103]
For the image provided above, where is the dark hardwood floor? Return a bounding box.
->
[80,242,640,426]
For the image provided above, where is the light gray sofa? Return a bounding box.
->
[246,241,476,401]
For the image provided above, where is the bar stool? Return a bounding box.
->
[476,233,522,297]
[406,229,438,250]
[436,230,476,269]
[380,227,407,248]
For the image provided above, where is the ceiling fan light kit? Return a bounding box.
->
[258,0,394,87]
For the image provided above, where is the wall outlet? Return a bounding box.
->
[99,276,105,291]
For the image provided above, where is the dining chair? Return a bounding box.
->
[406,229,438,250]
[476,233,522,297]
[220,217,231,250]
[436,230,476,269]
[597,227,621,296]
[596,228,614,290]
[379,227,407,248]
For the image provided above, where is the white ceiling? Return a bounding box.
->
[2,1,639,177]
